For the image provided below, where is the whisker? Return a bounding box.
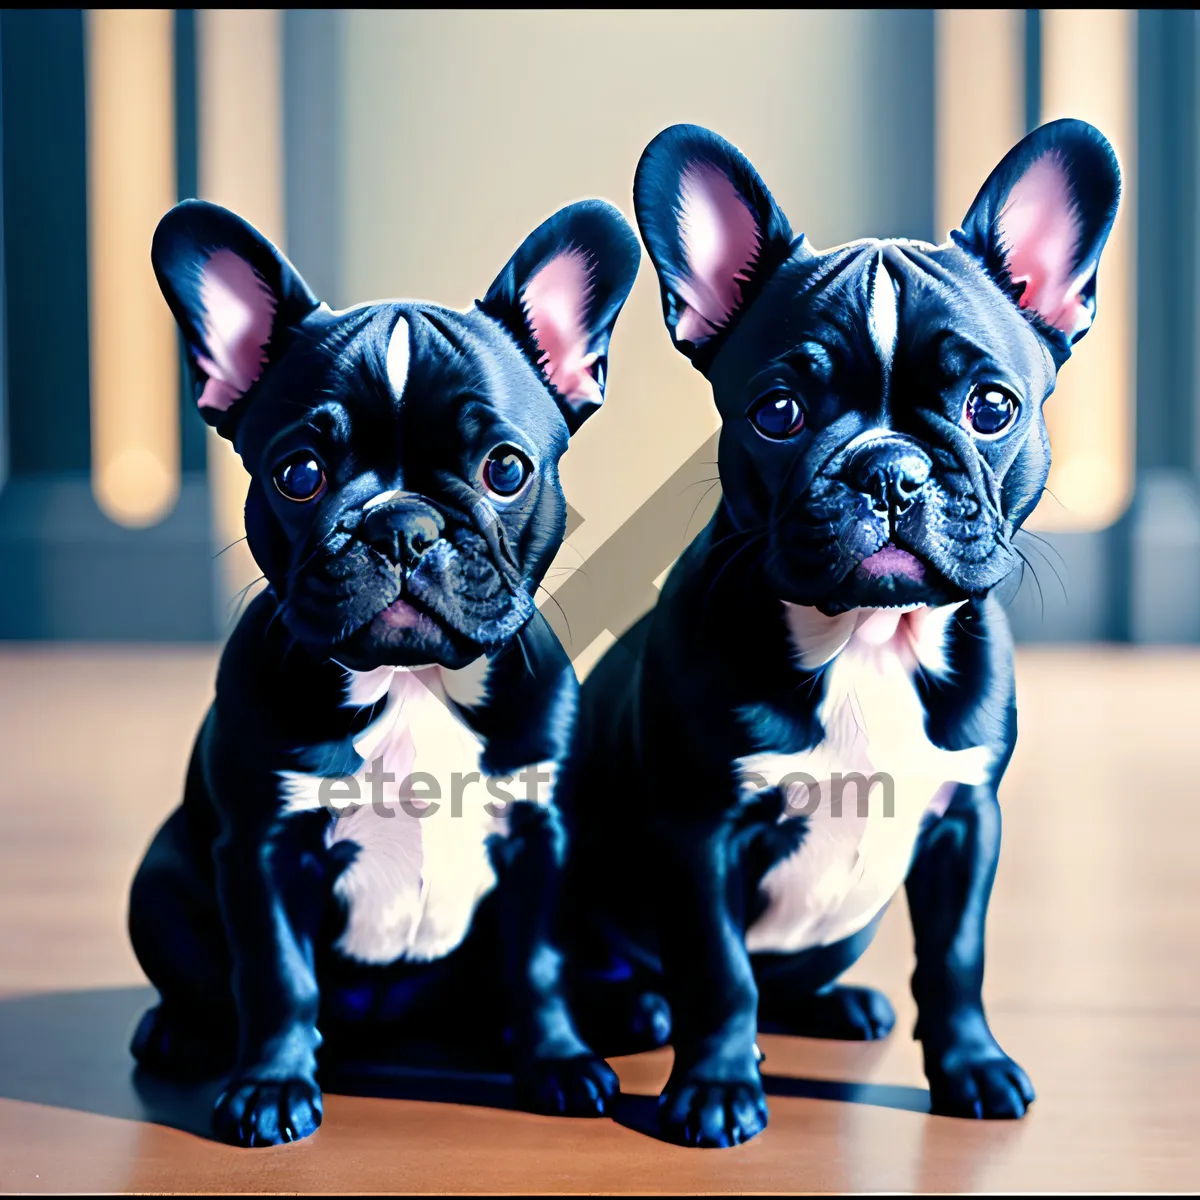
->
[559,539,588,566]
[683,480,722,545]
[705,522,769,560]
[213,536,248,561]
[1012,546,1045,621]
[1014,535,1068,602]
[1039,485,1070,511]
[1016,527,1068,570]
[264,600,288,641]
[537,582,573,646]
[228,575,267,625]
[544,564,591,584]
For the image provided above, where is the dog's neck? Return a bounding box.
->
[781,601,965,675]
[340,655,490,710]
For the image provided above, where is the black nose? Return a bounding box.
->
[846,437,931,518]
[362,494,445,567]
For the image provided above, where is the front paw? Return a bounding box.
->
[213,1074,323,1146]
[517,1053,619,1118]
[926,1042,1035,1120]
[659,1076,768,1148]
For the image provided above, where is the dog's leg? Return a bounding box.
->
[741,799,894,1043]
[754,915,895,1041]
[560,856,671,1057]
[208,819,327,1147]
[906,784,1035,1119]
[492,801,620,1117]
[569,965,673,1058]
[128,804,237,1077]
[657,817,768,1148]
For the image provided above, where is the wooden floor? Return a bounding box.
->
[1,645,1198,1193]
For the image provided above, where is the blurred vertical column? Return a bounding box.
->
[84,10,179,529]
[1038,9,1137,538]
[1125,10,1200,642]
[0,12,93,487]
[194,10,285,625]
[0,10,217,639]
[283,10,344,310]
[1030,9,1137,642]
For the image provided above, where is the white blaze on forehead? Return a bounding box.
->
[386,314,411,401]
[868,252,899,373]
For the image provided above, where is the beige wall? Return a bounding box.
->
[338,11,923,592]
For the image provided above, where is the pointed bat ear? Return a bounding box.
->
[953,118,1121,355]
[151,200,320,434]
[633,124,796,370]
[477,199,640,435]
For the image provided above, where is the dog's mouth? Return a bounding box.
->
[816,543,961,615]
[369,593,460,640]
[333,585,485,670]
[285,519,538,671]
[329,539,537,670]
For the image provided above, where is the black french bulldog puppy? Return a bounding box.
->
[562,120,1119,1147]
[127,197,639,1146]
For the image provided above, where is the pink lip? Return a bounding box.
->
[857,544,926,581]
[376,597,431,630]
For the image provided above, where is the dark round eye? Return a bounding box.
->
[963,385,1019,439]
[748,391,805,441]
[272,454,326,503]
[481,445,533,498]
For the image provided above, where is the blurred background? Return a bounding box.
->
[0,9,1194,654]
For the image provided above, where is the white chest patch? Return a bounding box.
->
[739,602,993,955]
[277,658,555,965]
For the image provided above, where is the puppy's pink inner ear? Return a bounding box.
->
[673,162,761,344]
[997,152,1090,336]
[194,248,278,412]
[520,248,602,410]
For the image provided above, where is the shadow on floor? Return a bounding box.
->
[0,987,930,1144]
[608,1074,930,1140]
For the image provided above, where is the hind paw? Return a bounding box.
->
[131,1004,234,1079]
[762,984,895,1041]
[574,984,672,1057]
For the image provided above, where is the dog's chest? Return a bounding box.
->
[278,661,513,965]
[738,604,993,955]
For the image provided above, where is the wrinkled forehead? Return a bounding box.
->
[262,302,543,414]
[235,299,567,462]
[298,302,511,406]
[710,238,1051,402]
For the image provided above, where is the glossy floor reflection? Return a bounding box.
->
[1,645,1198,1191]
